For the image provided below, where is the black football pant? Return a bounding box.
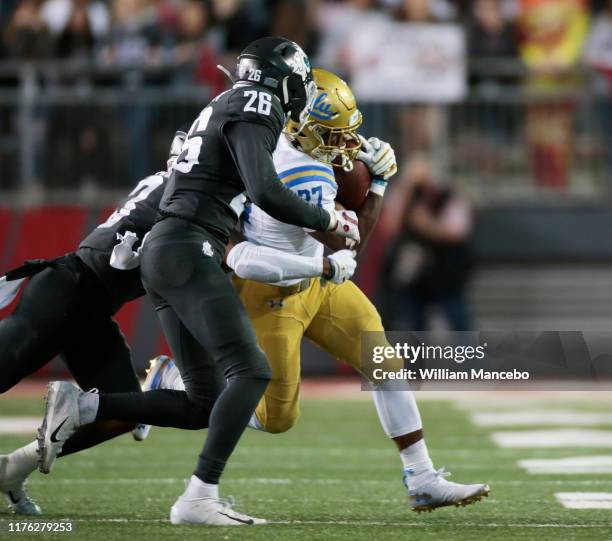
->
[95,218,272,484]
[0,254,141,455]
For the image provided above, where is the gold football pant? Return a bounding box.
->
[233,276,393,434]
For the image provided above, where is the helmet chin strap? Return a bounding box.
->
[282,76,290,106]
[216,64,235,84]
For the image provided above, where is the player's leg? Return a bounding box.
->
[0,266,73,394]
[1,315,142,515]
[0,261,92,515]
[141,232,270,525]
[304,280,425,444]
[58,315,142,455]
[234,278,312,434]
[132,356,184,441]
[38,226,270,524]
[305,280,489,511]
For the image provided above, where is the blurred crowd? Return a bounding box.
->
[4,0,612,330]
[4,1,612,187]
[4,0,612,186]
[0,0,611,82]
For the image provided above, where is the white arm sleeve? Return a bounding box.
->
[226,241,324,283]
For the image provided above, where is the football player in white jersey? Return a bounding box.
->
[137,68,490,512]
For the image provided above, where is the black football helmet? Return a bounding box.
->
[235,36,317,129]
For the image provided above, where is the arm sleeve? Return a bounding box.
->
[224,121,331,231]
[226,241,323,283]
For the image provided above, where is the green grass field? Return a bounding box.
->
[1,394,612,540]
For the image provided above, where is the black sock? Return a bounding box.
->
[194,376,269,484]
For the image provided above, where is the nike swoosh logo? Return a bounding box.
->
[50,417,69,443]
[8,491,20,504]
[218,512,254,525]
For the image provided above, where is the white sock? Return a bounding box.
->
[248,413,265,431]
[2,441,38,487]
[400,439,435,484]
[372,384,423,438]
[183,475,219,499]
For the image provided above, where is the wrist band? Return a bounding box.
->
[369,178,387,197]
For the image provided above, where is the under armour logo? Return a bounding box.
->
[268,299,284,308]
[202,241,214,257]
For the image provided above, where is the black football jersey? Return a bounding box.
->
[77,171,168,313]
[159,84,286,242]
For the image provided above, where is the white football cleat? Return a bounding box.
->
[170,495,266,526]
[0,455,41,515]
[132,356,176,442]
[38,381,95,474]
[404,468,490,512]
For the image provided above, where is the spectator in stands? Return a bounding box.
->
[40,0,110,59]
[270,0,319,56]
[3,0,51,59]
[466,0,519,180]
[384,0,456,21]
[315,0,382,78]
[101,0,166,181]
[171,0,225,94]
[381,155,474,331]
[519,0,589,189]
[100,0,165,69]
[391,0,454,158]
[468,0,518,79]
[212,0,270,57]
[584,0,612,186]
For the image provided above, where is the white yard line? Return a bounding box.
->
[492,429,612,448]
[0,416,39,434]
[556,492,612,509]
[473,411,612,427]
[520,456,612,475]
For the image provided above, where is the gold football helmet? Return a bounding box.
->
[286,68,362,171]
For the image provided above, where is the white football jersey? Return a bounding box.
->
[241,135,337,285]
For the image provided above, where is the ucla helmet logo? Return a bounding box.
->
[310,93,335,121]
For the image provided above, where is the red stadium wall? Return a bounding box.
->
[0,206,349,378]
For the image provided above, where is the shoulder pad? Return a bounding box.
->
[227,86,285,133]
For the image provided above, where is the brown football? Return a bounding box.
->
[334,159,371,211]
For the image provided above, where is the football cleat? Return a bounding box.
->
[38,382,94,474]
[170,495,267,526]
[0,455,41,515]
[404,468,490,513]
[132,356,175,442]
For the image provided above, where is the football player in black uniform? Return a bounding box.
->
[39,37,360,526]
[0,129,187,515]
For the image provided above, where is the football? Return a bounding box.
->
[334,159,371,211]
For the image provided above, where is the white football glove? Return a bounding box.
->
[357,136,397,181]
[327,208,360,246]
[327,249,357,284]
[110,231,140,270]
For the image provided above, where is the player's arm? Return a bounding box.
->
[310,194,383,253]
[226,241,356,285]
[225,121,329,230]
[224,121,359,242]
[311,136,396,252]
